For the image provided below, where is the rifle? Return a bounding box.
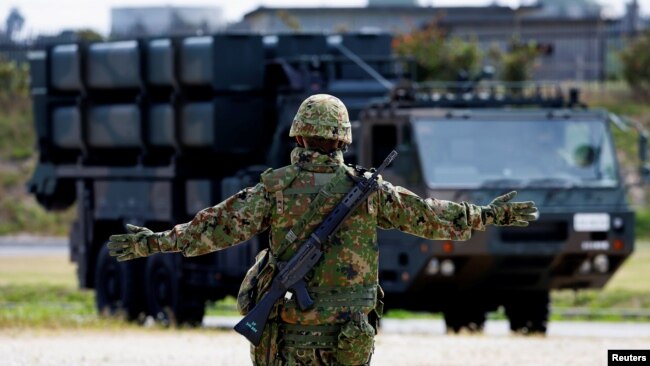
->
[234,150,398,346]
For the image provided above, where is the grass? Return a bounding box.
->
[0,254,240,325]
[0,198,76,236]
[205,296,239,317]
[384,309,441,319]
[0,284,99,328]
[0,255,77,287]
[1,242,649,328]
[636,208,650,240]
[606,240,650,293]
[0,99,33,161]
[0,97,76,236]
[0,255,126,328]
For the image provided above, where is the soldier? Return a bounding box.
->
[108,94,538,366]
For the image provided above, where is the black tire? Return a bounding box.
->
[145,254,205,326]
[505,291,549,335]
[94,244,146,321]
[444,299,487,334]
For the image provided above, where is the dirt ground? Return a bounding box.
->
[1,328,648,366]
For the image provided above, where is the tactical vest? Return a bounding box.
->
[249,159,384,365]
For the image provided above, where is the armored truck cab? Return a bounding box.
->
[357,89,636,333]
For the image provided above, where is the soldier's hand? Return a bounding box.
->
[482,191,538,227]
[107,224,160,262]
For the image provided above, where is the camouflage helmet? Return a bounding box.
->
[289,94,352,145]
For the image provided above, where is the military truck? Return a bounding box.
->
[358,82,648,333]
[27,33,644,332]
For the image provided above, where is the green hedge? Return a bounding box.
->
[636,208,650,239]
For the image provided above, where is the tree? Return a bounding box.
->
[76,28,104,42]
[0,55,29,105]
[620,30,650,101]
[5,8,25,41]
[488,39,541,83]
[392,20,481,82]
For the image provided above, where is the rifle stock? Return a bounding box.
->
[233,282,284,346]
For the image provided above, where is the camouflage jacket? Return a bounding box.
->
[154,147,486,324]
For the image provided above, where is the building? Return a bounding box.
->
[237,2,612,81]
[618,0,644,35]
[111,6,224,39]
[368,0,418,7]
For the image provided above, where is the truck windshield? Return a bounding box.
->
[414,119,619,188]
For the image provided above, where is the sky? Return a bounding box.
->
[1,0,649,37]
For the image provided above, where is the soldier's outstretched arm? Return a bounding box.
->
[107,183,272,261]
[376,182,537,241]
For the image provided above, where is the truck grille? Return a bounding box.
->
[500,221,568,242]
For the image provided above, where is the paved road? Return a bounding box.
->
[0,235,67,256]
[3,328,648,366]
[204,316,650,338]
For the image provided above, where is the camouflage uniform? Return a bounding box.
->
[108,94,537,366]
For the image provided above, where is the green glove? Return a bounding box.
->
[107,224,160,262]
[482,191,538,227]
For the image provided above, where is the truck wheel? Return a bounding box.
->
[505,291,549,335]
[145,254,205,326]
[94,244,146,321]
[444,306,486,333]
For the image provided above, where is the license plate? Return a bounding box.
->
[573,213,610,232]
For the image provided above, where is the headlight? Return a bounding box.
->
[593,254,609,273]
[440,259,455,277]
[426,258,440,275]
[578,258,591,274]
[612,217,624,231]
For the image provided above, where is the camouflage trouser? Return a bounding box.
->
[251,316,375,366]
[278,346,370,366]
[254,345,372,366]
